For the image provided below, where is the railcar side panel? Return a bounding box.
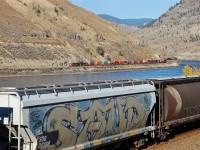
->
[26,92,155,150]
[164,82,200,123]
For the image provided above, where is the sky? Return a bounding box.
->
[69,0,181,19]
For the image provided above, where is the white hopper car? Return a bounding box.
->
[0,79,156,150]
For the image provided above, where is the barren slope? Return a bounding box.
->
[120,0,200,60]
[0,0,156,70]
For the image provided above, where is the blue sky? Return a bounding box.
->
[69,0,181,19]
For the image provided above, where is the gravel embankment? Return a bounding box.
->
[146,128,200,150]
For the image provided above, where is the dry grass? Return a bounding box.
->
[0,0,157,70]
[118,0,200,60]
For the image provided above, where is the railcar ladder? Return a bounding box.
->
[7,96,37,150]
[7,95,22,150]
[158,83,165,139]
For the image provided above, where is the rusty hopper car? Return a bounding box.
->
[0,79,156,150]
[152,76,200,140]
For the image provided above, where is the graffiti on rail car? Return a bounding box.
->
[28,93,154,149]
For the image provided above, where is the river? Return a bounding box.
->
[0,60,199,87]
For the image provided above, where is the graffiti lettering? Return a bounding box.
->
[29,111,40,122]
[118,96,145,132]
[76,99,115,144]
[37,131,59,149]
[29,110,42,130]
[38,135,47,143]
[30,94,153,150]
[42,105,78,148]
[33,120,42,130]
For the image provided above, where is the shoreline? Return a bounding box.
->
[0,62,179,77]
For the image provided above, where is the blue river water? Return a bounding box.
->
[0,60,200,87]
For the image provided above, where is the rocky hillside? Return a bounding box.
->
[121,0,200,60]
[0,0,157,70]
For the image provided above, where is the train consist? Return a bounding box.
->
[69,58,176,67]
[0,76,200,150]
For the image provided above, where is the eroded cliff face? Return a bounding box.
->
[0,0,156,70]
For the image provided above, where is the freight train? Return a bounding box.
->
[0,76,200,150]
[69,58,175,67]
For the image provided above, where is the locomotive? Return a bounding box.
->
[0,76,200,150]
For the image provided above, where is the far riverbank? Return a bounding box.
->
[0,62,178,76]
[0,60,199,87]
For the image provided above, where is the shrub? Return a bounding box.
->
[96,46,104,56]
[119,51,123,56]
[86,49,90,53]
[106,55,111,61]
[36,8,41,15]
[54,7,58,15]
[33,5,42,17]
[80,26,86,31]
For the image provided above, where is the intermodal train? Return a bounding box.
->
[0,76,199,150]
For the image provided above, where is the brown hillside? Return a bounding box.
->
[0,0,156,69]
[119,0,200,60]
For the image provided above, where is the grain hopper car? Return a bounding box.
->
[151,76,200,140]
[0,79,156,150]
[0,76,200,150]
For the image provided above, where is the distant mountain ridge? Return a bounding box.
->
[122,0,200,60]
[98,14,154,27]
